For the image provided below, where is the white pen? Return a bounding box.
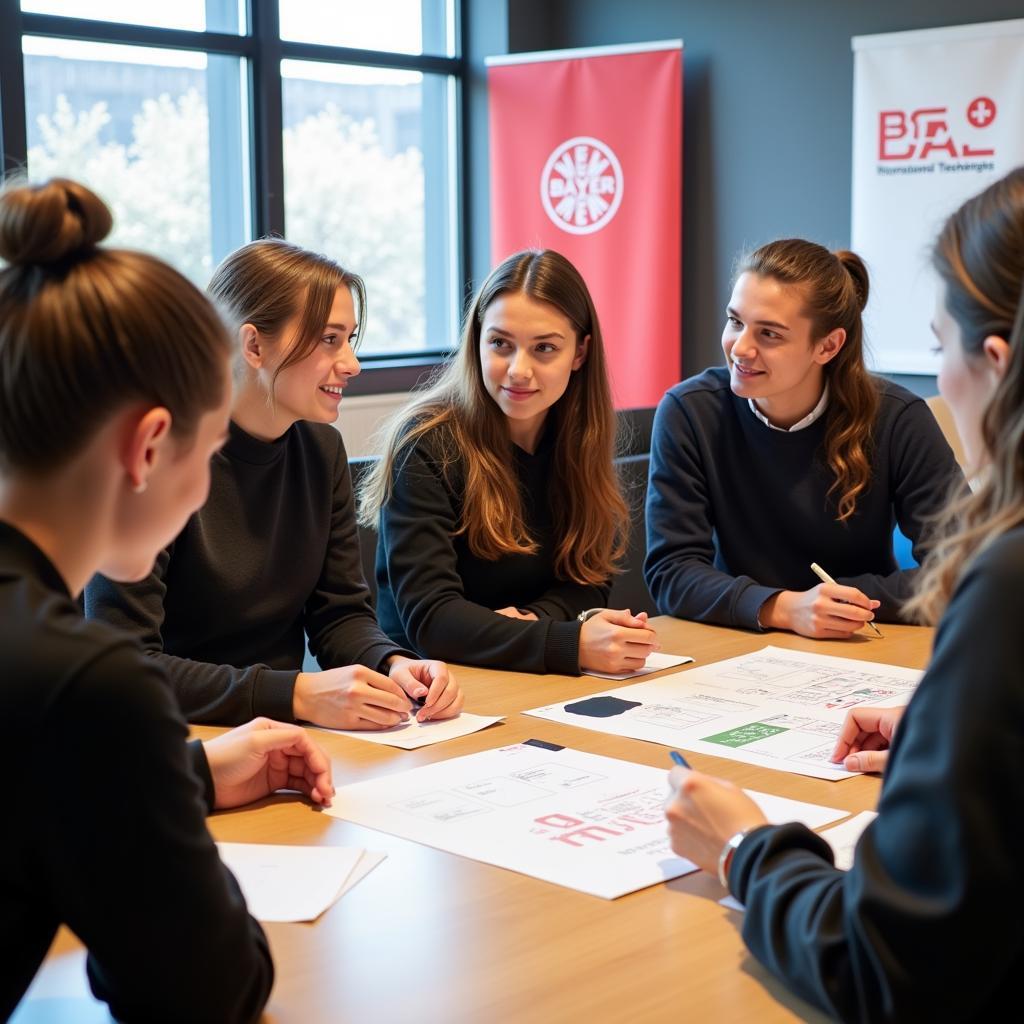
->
[809,562,884,638]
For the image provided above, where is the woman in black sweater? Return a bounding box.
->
[645,240,964,638]
[87,239,462,728]
[1,179,333,1022]
[360,249,657,675]
[665,168,1024,1021]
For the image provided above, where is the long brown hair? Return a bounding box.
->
[208,237,366,388]
[359,249,628,586]
[0,177,229,475]
[905,168,1024,624]
[737,239,879,522]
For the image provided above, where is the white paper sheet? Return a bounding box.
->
[525,646,921,780]
[720,809,879,911]
[319,712,504,750]
[325,742,848,899]
[337,850,387,896]
[217,843,372,922]
[585,650,694,680]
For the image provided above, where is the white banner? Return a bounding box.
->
[851,19,1024,374]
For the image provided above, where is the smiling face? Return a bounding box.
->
[478,291,589,451]
[235,286,361,439]
[272,286,361,424]
[722,272,845,428]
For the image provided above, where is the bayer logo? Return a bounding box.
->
[540,136,624,235]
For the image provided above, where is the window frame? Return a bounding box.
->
[0,0,467,391]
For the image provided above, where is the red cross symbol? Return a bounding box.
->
[967,96,997,127]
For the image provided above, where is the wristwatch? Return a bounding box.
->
[577,608,604,623]
[717,829,753,889]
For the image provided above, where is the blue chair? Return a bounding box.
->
[892,524,918,569]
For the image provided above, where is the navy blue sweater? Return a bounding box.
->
[729,526,1024,1022]
[644,368,965,628]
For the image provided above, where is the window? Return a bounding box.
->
[24,37,250,283]
[282,60,457,353]
[4,0,463,361]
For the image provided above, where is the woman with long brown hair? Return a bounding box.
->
[0,178,335,1021]
[87,238,463,728]
[359,248,656,675]
[664,167,1024,1020]
[646,238,964,638]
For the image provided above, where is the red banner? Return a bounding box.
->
[487,42,683,409]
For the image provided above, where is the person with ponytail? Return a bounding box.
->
[1,179,335,1022]
[359,249,657,675]
[87,238,463,729]
[645,239,965,638]
[664,168,1024,1020]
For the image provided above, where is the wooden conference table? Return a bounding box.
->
[21,617,933,1024]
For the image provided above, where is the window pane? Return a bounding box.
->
[282,60,457,355]
[279,0,454,57]
[24,37,251,284]
[21,0,245,33]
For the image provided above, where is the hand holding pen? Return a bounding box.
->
[757,563,883,639]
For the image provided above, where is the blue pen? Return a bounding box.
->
[670,750,692,769]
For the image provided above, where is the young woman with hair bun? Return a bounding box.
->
[645,238,965,638]
[0,178,334,1022]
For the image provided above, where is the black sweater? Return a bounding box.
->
[645,368,965,628]
[375,428,609,674]
[729,526,1024,1022]
[85,420,406,725]
[1,521,272,1023]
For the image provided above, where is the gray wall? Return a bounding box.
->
[490,0,1023,398]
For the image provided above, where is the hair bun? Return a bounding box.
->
[834,249,870,312]
[0,177,112,268]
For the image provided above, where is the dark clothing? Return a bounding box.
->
[85,419,407,726]
[729,526,1024,1023]
[645,367,965,628]
[1,521,272,1023]
[375,429,608,674]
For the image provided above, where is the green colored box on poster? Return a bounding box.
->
[702,721,788,748]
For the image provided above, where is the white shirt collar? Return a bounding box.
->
[748,383,829,433]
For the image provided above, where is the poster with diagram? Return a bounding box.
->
[524,647,923,780]
[325,741,849,899]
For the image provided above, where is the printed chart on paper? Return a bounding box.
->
[525,647,923,780]
[325,742,848,898]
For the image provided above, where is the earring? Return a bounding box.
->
[133,480,148,494]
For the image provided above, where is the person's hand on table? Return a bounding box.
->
[204,717,334,810]
[759,584,880,639]
[579,609,658,674]
[387,656,464,721]
[831,705,904,773]
[294,665,412,730]
[664,765,768,875]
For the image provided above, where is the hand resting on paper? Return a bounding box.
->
[204,717,335,810]
[579,609,659,674]
[386,656,464,722]
[831,705,904,773]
